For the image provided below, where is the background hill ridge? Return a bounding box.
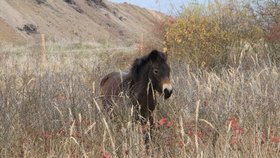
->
[0,0,165,46]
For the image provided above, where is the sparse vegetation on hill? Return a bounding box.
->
[64,0,75,4]
[35,0,47,4]
[0,0,164,46]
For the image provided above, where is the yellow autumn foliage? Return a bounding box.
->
[164,0,263,68]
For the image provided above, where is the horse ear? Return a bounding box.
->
[165,51,168,60]
[149,50,160,61]
[131,58,142,77]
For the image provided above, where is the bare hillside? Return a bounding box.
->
[0,0,165,46]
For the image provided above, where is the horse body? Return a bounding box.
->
[100,71,155,122]
[100,50,173,141]
[100,71,130,98]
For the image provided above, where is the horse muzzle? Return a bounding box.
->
[162,83,173,99]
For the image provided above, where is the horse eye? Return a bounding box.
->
[153,69,159,74]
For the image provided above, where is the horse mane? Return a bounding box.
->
[130,50,167,81]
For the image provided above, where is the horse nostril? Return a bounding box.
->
[164,88,172,93]
[163,88,173,99]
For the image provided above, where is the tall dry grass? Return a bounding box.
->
[0,43,279,157]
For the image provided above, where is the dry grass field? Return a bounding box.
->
[0,42,279,158]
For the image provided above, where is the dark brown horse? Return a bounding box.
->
[100,50,173,142]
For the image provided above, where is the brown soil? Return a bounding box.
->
[0,17,25,44]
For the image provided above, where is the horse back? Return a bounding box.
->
[100,71,129,96]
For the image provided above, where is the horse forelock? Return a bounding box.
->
[149,50,167,62]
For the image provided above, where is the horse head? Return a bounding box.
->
[131,50,173,99]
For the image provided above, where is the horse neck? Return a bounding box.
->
[130,71,157,110]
